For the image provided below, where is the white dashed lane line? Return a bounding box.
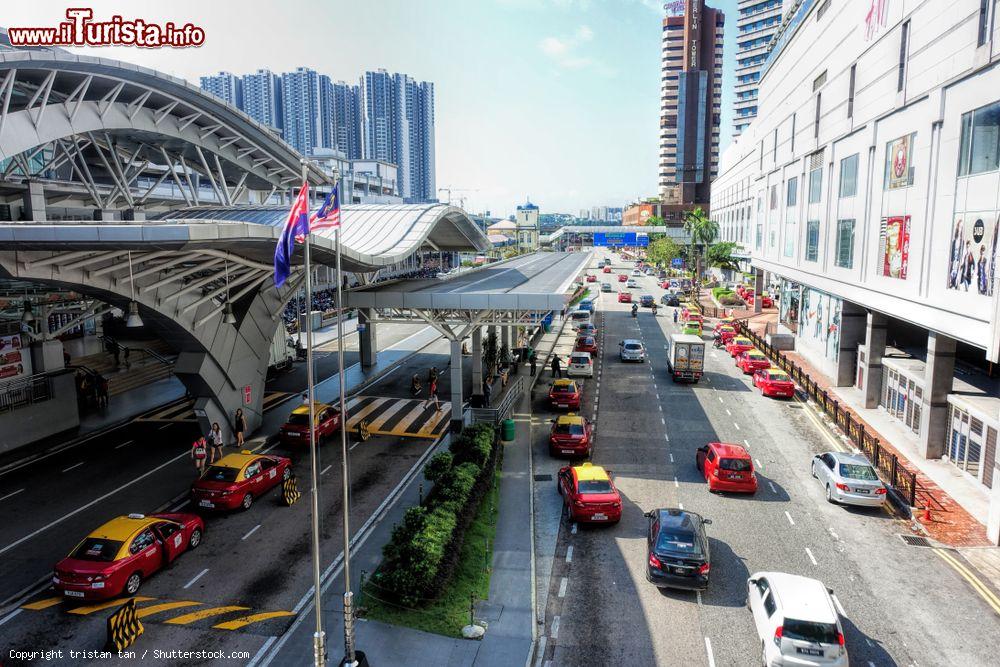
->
[558,577,568,598]
[242,524,261,541]
[321,464,332,475]
[718,396,723,403]
[61,462,84,473]
[734,422,741,431]
[571,523,578,535]
[115,439,135,449]
[673,477,679,488]
[705,637,716,667]
[768,481,777,494]
[669,453,674,463]
[725,409,731,416]
[805,547,818,565]
[755,458,762,469]
[0,488,25,502]
[551,615,560,639]
[565,546,573,563]
[784,511,795,526]
[183,568,209,589]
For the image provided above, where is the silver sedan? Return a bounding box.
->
[811,451,887,507]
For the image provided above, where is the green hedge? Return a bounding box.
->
[375,423,499,606]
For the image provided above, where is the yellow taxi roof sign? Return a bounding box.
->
[553,378,576,387]
[213,452,259,470]
[90,515,159,542]
[557,414,585,425]
[574,463,610,482]
[291,402,331,416]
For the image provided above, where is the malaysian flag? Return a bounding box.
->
[310,184,341,232]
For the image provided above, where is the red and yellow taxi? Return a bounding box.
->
[548,414,593,458]
[557,463,622,524]
[279,402,341,445]
[618,291,632,303]
[575,335,599,355]
[760,295,774,308]
[603,265,612,273]
[586,274,597,283]
[548,378,582,410]
[714,325,737,345]
[618,273,628,282]
[725,336,754,358]
[190,451,292,511]
[753,367,796,398]
[736,285,748,298]
[735,349,770,374]
[695,442,758,494]
[54,512,204,600]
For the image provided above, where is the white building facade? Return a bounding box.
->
[711,0,1000,543]
[733,0,787,138]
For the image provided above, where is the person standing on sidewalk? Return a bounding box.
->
[233,408,247,447]
[529,349,537,376]
[191,436,208,474]
[551,355,563,378]
[209,423,224,463]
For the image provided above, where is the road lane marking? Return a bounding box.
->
[0,608,23,626]
[744,439,750,447]
[68,596,154,615]
[831,594,846,617]
[321,465,332,475]
[696,591,702,606]
[705,637,716,667]
[21,596,62,610]
[661,417,665,425]
[242,525,262,541]
[214,610,295,630]
[349,442,360,451]
[933,548,1000,615]
[767,481,777,494]
[718,397,723,403]
[734,422,741,431]
[165,605,250,625]
[784,511,795,526]
[558,577,568,598]
[674,477,679,488]
[550,614,560,639]
[669,453,674,463]
[158,423,172,431]
[656,394,660,400]
[805,548,818,565]
[0,488,24,502]
[246,636,278,667]
[183,568,209,589]
[61,462,84,473]
[755,459,763,469]
[678,502,684,510]
[566,546,573,563]
[136,600,201,618]
[664,434,669,442]
[115,440,135,449]
[658,404,662,411]
[571,523,577,534]
[828,527,840,540]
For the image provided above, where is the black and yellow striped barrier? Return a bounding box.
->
[282,476,301,506]
[358,419,371,441]
[106,598,143,652]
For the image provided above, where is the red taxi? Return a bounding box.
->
[736,349,770,374]
[191,451,292,511]
[618,292,632,303]
[548,414,593,458]
[725,336,754,358]
[548,378,582,410]
[618,274,628,282]
[753,367,796,398]
[695,442,758,494]
[279,402,341,445]
[760,295,774,308]
[586,274,597,283]
[714,325,737,345]
[557,463,622,524]
[575,335,599,355]
[603,265,612,273]
[54,513,204,600]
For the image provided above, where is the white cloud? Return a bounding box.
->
[539,36,569,56]
[575,25,594,41]
[538,24,610,74]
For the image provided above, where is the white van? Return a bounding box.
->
[569,309,592,326]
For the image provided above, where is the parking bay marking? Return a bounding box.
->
[784,511,795,526]
[565,546,573,564]
[805,547,818,565]
[0,488,24,502]
[183,568,209,589]
[558,577,567,598]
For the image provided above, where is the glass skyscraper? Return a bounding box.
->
[241,69,283,132]
[199,72,242,109]
[733,0,785,139]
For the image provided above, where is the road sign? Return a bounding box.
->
[243,385,252,405]
[672,258,684,268]
[594,232,608,247]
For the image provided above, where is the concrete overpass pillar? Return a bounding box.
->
[862,312,888,408]
[918,332,956,460]
[22,180,46,221]
[472,327,483,396]
[753,268,764,314]
[835,301,867,387]
[450,339,464,430]
[358,308,377,368]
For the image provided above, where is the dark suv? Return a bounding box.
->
[644,508,712,591]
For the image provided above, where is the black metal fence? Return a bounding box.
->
[0,373,53,413]
[736,321,918,508]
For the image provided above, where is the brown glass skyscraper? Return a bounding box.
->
[659,0,724,212]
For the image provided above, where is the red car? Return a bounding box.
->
[618,292,632,303]
[753,367,796,398]
[191,451,292,511]
[695,442,758,494]
[557,463,622,524]
[575,335,598,355]
[549,414,593,457]
[54,513,204,600]
[586,274,597,283]
[618,274,628,282]
[761,295,774,308]
[279,402,342,445]
[660,280,671,289]
[549,379,582,410]
[735,349,770,374]
[725,336,754,358]
[603,266,612,273]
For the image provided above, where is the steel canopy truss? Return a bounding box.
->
[371,306,553,341]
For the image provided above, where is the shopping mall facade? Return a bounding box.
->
[711,0,1000,542]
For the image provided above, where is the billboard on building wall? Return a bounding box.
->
[637,204,653,225]
[0,334,27,380]
[798,288,842,363]
[947,212,999,296]
[886,133,915,189]
[878,215,910,279]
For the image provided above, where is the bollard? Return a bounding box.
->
[923,503,932,522]
[418,483,424,505]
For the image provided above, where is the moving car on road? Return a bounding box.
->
[725,336,754,358]
[279,402,341,445]
[747,572,848,667]
[644,508,712,591]
[736,349,770,374]
[666,333,705,382]
[639,295,655,308]
[618,274,628,282]
[586,274,597,283]
[566,351,594,378]
[631,269,642,276]
[54,513,204,600]
[557,462,622,524]
[577,299,596,313]
[548,414,593,458]
[603,265,612,274]
[811,451,887,507]
[576,322,599,337]
[191,451,292,511]
[601,282,613,292]
[661,294,681,307]
[753,367,796,398]
[695,442,758,494]
[548,378,582,410]
[626,278,639,289]
[575,335,599,355]
[619,339,646,362]
[569,309,592,327]
[618,291,632,303]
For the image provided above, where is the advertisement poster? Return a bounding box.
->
[0,334,26,380]
[947,213,999,296]
[879,215,910,279]
[798,288,842,362]
[887,133,915,189]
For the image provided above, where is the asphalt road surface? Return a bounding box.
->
[532,251,1000,667]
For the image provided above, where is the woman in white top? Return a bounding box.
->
[209,422,224,463]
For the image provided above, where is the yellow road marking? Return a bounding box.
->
[21,596,63,610]
[135,600,202,618]
[163,605,249,625]
[794,396,849,453]
[363,399,413,431]
[212,610,295,630]
[67,596,155,615]
[345,398,392,427]
[933,548,1000,616]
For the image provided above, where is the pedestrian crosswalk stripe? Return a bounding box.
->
[346,396,393,424]
[344,395,451,439]
[163,605,249,625]
[213,610,295,630]
[21,596,62,610]
[67,596,155,615]
[135,600,201,618]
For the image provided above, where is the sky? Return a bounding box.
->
[5,0,739,218]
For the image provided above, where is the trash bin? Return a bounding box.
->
[543,322,551,333]
[502,418,516,442]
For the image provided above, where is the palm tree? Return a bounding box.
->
[683,207,719,287]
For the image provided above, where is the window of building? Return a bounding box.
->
[835,219,855,268]
[808,167,823,203]
[756,223,763,250]
[897,20,910,92]
[847,64,856,118]
[770,184,778,210]
[805,220,820,261]
[787,176,798,207]
[958,100,1000,176]
[814,93,822,138]
[784,220,796,257]
[839,154,859,198]
[813,71,827,92]
[977,0,992,47]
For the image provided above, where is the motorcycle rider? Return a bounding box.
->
[631,303,638,318]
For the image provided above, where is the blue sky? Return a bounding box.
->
[8,0,739,217]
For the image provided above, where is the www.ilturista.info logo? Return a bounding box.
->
[7,8,205,48]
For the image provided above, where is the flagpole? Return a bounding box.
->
[333,167,358,666]
[301,159,326,667]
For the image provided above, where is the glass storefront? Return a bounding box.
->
[798,286,842,363]
[779,279,800,333]
[880,366,922,436]
[947,403,999,489]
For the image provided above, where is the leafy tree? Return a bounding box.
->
[706,242,740,272]
[645,215,665,227]
[646,237,684,267]
[683,207,719,284]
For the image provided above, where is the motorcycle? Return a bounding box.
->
[631,305,638,318]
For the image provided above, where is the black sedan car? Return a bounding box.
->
[639,294,655,308]
[644,508,712,591]
[660,294,681,307]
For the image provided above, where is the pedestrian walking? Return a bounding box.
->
[97,374,110,408]
[209,422,224,463]
[483,379,493,407]
[428,366,439,386]
[529,349,537,376]
[191,436,208,474]
[673,308,679,323]
[551,355,562,378]
[233,408,247,447]
[426,375,441,411]
[410,373,422,397]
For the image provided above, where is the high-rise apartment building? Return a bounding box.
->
[330,81,362,160]
[659,0,724,209]
[199,72,242,109]
[361,70,395,163]
[280,67,322,156]
[733,0,785,138]
[241,69,283,132]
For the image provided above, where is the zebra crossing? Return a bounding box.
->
[344,395,451,439]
